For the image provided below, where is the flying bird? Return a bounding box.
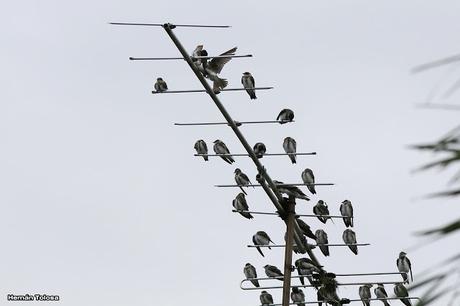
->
[315,229,330,257]
[283,137,297,164]
[358,284,372,306]
[193,45,237,92]
[273,180,310,201]
[264,264,284,281]
[296,218,317,240]
[277,109,294,124]
[242,72,257,99]
[154,77,168,92]
[291,287,306,306]
[253,142,266,158]
[396,252,413,283]
[243,263,259,287]
[232,193,253,219]
[340,200,354,227]
[191,45,204,66]
[313,200,331,224]
[213,140,235,164]
[260,291,274,306]
[343,229,358,255]
[252,231,273,257]
[235,168,253,195]
[374,284,390,306]
[194,139,208,161]
[301,168,316,194]
[394,284,412,306]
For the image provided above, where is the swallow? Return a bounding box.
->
[243,263,259,287]
[194,46,237,92]
[242,72,257,99]
[396,252,413,283]
[301,168,316,194]
[374,284,390,306]
[253,142,266,158]
[283,137,297,164]
[253,231,273,257]
[273,180,310,201]
[232,193,253,219]
[213,140,235,164]
[313,200,331,224]
[315,229,330,257]
[277,109,294,124]
[394,284,412,306]
[295,258,321,286]
[235,168,253,195]
[340,200,354,227]
[296,218,317,240]
[154,77,168,92]
[343,229,358,255]
[291,287,306,306]
[264,264,284,281]
[359,284,372,306]
[194,139,208,161]
[191,45,204,66]
[284,231,308,254]
[260,291,274,306]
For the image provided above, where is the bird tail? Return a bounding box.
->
[350,245,358,255]
[250,90,257,99]
[320,245,330,257]
[203,155,209,161]
[239,186,247,195]
[242,212,254,220]
[410,269,413,282]
[213,77,228,91]
[307,185,316,194]
[255,246,264,257]
[252,279,260,287]
[288,153,296,164]
[299,276,305,285]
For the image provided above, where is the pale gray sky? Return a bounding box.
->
[1,1,459,305]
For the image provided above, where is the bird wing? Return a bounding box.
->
[250,75,255,87]
[408,258,413,281]
[208,47,237,74]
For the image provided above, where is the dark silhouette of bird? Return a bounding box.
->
[315,229,330,257]
[235,168,253,195]
[295,257,321,286]
[343,229,358,255]
[291,287,306,306]
[283,137,297,164]
[194,139,208,161]
[260,291,274,306]
[154,77,168,92]
[301,168,316,194]
[242,72,257,99]
[394,283,412,306]
[213,140,235,164]
[374,284,391,306]
[232,193,253,219]
[252,231,273,257]
[273,180,310,201]
[397,252,413,283]
[313,200,331,224]
[277,109,294,124]
[264,264,283,281]
[359,284,372,306]
[296,218,317,240]
[253,142,266,158]
[243,263,259,287]
[340,200,354,227]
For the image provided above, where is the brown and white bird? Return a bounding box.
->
[154,77,168,92]
[374,284,390,306]
[340,200,354,227]
[232,193,253,219]
[241,72,257,99]
[283,137,297,164]
[342,229,358,255]
[213,140,235,164]
[315,229,330,257]
[234,168,253,195]
[359,284,372,306]
[260,291,274,306]
[273,180,310,201]
[243,263,259,287]
[313,200,331,224]
[253,142,266,158]
[264,264,283,280]
[253,231,273,257]
[277,109,294,124]
[296,218,317,240]
[397,252,413,283]
[194,139,208,161]
[394,284,412,306]
[301,168,316,194]
[291,287,306,306]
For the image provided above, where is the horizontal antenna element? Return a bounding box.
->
[109,22,230,28]
[175,120,294,126]
[151,87,273,94]
[130,54,252,61]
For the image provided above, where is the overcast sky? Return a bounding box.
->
[1,1,460,305]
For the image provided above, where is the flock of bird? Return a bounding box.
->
[161,44,418,306]
[154,45,258,99]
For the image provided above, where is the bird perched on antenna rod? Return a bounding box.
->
[242,72,257,99]
[154,77,168,92]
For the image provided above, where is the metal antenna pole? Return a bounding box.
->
[162,23,312,257]
[282,199,295,306]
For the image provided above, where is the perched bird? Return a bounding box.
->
[396,252,413,283]
[243,263,259,287]
[253,142,267,158]
[374,284,390,306]
[277,109,294,124]
[291,287,306,306]
[340,200,354,227]
[394,284,412,306]
[235,168,253,195]
[260,291,274,306]
[295,258,321,286]
[283,137,297,164]
[252,231,273,257]
[296,218,317,240]
[285,231,308,254]
[313,200,331,224]
[264,264,283,281]
[301,168,316,194]
[154,77,168,92]
[193,46,237,92]
[242,72,257,99]
[213,140,235,164]
[358,284,372,306]
[232,193,253,219]
[273,180,310,201]
[194,139,208,161]
[343,229,358,255]
[315,229,330,257]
